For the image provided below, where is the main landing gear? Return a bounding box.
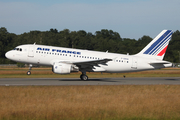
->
[80,72,88,81]
[27,64,32,75]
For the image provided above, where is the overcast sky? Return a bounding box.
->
[0,0,180,39]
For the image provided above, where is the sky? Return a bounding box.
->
[0,0,180,39]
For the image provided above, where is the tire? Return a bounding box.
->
[81,74,88,81]
[27,71,31,75]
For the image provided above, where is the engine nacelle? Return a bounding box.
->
[52,63,71,74]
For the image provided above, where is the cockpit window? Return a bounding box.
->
[14,48,22,51]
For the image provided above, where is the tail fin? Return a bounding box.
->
[136,30,173,60]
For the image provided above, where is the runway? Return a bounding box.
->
[0,77,180,86]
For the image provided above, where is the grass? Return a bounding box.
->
[1,67,180,119]
[1,67,180,78]
[0,85,180,120]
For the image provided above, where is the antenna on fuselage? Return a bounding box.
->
[33,42,36,45]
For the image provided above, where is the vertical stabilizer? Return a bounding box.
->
[136,30,173,60]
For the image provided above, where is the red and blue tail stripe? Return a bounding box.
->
[143,30,173,56]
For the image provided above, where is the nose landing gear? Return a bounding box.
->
[27,64,32,75]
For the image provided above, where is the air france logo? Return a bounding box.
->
[37,47,81,55]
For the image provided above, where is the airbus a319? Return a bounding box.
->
[5,30,173,80]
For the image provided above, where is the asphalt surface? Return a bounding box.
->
[0,77,180,86]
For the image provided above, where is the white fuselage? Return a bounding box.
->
[5,44,172,73]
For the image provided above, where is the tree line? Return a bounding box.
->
[0,27,180,64]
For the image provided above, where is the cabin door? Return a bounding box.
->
[131,58,138,69]
[28,46,34,57]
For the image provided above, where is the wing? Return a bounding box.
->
[72,58,112,72]
[50,58,112,72]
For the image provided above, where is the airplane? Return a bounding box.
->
[5,30,173,80]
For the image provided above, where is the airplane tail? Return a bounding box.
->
[136,30,173,60]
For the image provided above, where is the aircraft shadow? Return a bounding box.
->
[165,78,180,81]
[59,78,119,82]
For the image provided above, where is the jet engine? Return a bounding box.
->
[52,63,71,74]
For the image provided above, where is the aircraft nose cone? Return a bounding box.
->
[5,51,12,59]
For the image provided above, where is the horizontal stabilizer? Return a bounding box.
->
[148,61,172,65]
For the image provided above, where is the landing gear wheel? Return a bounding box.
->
[80,74,88,81]
[27,71,31,75]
